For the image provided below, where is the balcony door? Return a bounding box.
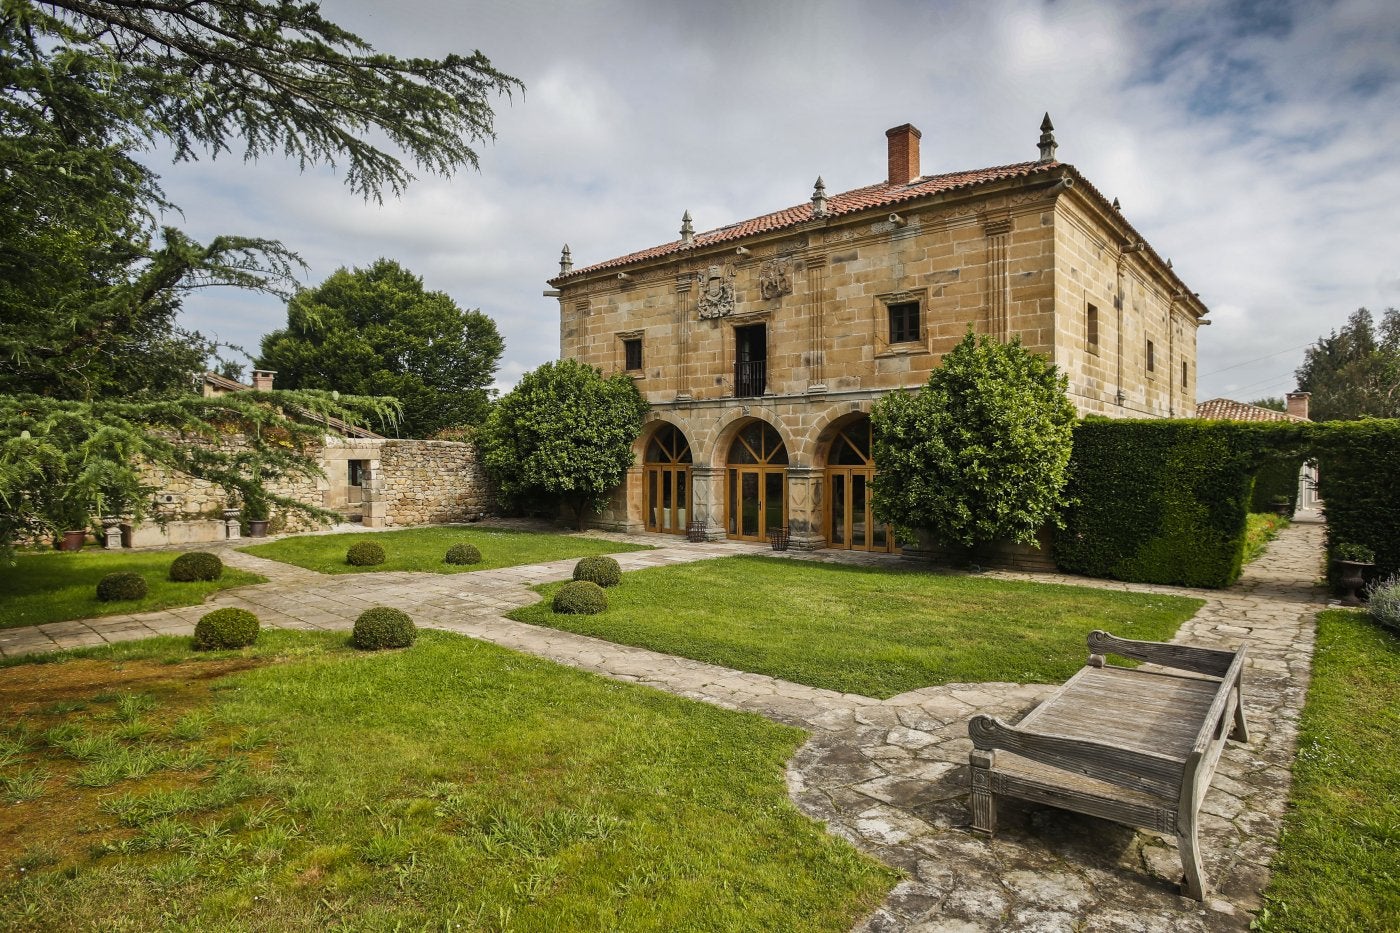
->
[734,323,767,397]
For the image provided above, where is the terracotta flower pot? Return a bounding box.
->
[247,520,270,538]
[59,529,86,551]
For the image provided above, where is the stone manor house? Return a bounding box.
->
[549,117,1210,551]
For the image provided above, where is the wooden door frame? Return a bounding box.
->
[726,465,786,542]
[643,464,692,535]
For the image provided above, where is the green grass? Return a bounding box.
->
[510,556,1204,698]
[0,631,894,930]
[0,550,265,630]
[1243,512,1291,565]
[240,526,652,575]
[1255,610,1400,931]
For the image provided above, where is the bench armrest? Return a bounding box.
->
[969,714,1186,800]
[1088,630,1243,678]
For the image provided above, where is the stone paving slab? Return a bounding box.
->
[0,522,1328,931]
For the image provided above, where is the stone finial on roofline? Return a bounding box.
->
[559,244,573,275]
[1038,112,1057,163]
[811,176,828,217]
[680,210,695,247]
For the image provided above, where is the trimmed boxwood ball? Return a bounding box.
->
[169,551,224,582]
[445,542,482,565]
[572,556,622,588]
[96,571,147,602]
[193,608,260,650]
[553,580,608,614]
[346,540,386,567]
[351,607,417,650]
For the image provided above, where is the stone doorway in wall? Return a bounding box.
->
[643,424,693,535]
[345,459,369,523]
[726,420,787,543]
[825,417,898,553]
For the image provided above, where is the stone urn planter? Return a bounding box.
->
[1333,543,1375,607]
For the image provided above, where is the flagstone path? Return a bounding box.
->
[0,520,1327,931]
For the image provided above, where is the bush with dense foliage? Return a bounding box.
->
[1314,420,1400,589]
[553,581,608,615]
[871,329,1076,551]
[193,608,260,650]
[169,551,224,582]
[96,572,148,602]
[351,607,417,650]
[478,359,649,530]
[1368,575,1400,631]
[346,541,387,567]
[1056,420,1310,588]
[572,556,622,587]
[444,543,482,565]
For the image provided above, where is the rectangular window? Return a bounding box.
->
[1086,303,1099,353]
[888,301,920,344]
[623,338,643,371]
[348,460,367,487]
[1146,339,1156,373]
[1181,360,1188,389]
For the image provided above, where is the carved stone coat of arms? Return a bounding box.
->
[758,258,792,300]
[696,264,736,319]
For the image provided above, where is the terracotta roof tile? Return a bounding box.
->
[200,372,385,439]
[556,160,1062,280]
[1195,398,1308,423]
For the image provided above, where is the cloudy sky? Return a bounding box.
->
[159,0,1400,405]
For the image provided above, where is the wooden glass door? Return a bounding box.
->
[643,424,692,535]
[725,421,787,542]
[825,418,897,553]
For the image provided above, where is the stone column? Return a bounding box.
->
[688,465,727,541]
[805,254,827,390]
[786,465,825,550]
[984,217,1013,341]
[362,465,387,528]
[103,516,125,549]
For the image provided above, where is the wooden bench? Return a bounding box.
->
[967,630,1249,900]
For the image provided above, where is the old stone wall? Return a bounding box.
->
[374,439,492,526]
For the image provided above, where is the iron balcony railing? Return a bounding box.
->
[734,360,766,397]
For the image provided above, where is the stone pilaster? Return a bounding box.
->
[785,464,825,550]
[675,273,693,400]
[688,465,727,540]
[806,254,827,390]
[984,216,1013,341]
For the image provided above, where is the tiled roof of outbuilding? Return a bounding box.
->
[1195,398,1309,423]
[555,160,1062,280]
[200,372,385,439]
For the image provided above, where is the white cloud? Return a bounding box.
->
[158,0,1400,402]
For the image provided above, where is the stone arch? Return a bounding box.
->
[810,402,875,467]
[703,406,798,469]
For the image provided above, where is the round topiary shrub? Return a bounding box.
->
[552,580,608,615]
[96,572,148,602]
[351,607,417,650]
[1369,574,1400,632]
[346,540,386,567]
[572,556,622,588]
[193,608,260,650]
[169,551,224,582]
[445,543,482,565]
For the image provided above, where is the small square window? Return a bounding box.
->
[1086,303,1099,353]
[888,301,920,344]
[623,338,643,371]
[1146,339,1156,373]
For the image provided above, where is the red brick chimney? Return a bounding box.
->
[251,369,277,391]
[886,124,922,186]
[1285,391,1310,420]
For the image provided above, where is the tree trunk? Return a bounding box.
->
[572,497,588,532]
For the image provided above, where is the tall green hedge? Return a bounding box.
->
[1313,420,1400,585]
[1056,420,1308,588]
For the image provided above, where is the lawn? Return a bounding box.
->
[510,556,1205,698]
[1243,512,1290,565]
[1256,610,1400,932]
[0,630,894,931]
[0,550,266,630]
[240,526,652,575]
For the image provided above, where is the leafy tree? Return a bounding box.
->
[871,329,1077,552]
[0,0,520,547]
[1250,397,1286,412]
[258,260,503,437]
[1295,308,1400,421]
[478,360,649,530]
